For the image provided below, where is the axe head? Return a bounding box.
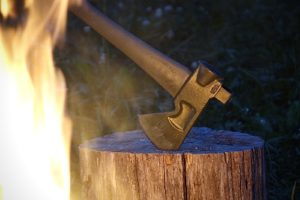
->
[139,63,231,150]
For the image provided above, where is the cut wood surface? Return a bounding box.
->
[79,127,265,200]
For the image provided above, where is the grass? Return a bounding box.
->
[56,0,300,199]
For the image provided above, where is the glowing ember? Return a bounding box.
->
[0,0,71,199]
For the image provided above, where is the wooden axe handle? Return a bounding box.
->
[69,0,190,97]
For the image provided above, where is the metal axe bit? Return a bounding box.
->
[70,0,231,150]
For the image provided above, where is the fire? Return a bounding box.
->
[0,0,10,18]
[0,0,71,199]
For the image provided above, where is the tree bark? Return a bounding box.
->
[79,127,266,200]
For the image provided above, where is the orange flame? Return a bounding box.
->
[0,0,71,199]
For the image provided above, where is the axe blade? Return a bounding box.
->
[138,112,184,150]
[139,65,231,150]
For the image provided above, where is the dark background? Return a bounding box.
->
[55,0,300,199]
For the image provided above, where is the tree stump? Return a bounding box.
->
[79,127,265,200]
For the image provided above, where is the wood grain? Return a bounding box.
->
[80,127,265,200]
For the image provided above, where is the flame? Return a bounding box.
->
[0,0,11,18]
[0,0,71,199]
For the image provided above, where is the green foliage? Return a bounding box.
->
[56,0,300,199]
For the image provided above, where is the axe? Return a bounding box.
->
[70,0,231,150]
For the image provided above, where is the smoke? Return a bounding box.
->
[55,9,173,199]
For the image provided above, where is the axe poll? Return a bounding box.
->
[70,0,231,150]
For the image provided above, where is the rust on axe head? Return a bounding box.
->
[70,0,231,150]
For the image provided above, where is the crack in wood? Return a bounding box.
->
[182,154,188,200]
[134,154,141,200]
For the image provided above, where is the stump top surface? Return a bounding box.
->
[80,127,264,154]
